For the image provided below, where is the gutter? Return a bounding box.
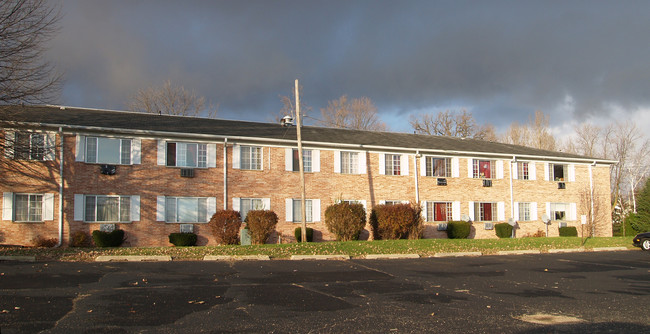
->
[224,138,228,210]
[414,151,420,204]
[56,127,64,247]
[510,156,515,220]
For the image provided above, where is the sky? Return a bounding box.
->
[46,0,650,138]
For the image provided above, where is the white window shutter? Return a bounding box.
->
[569,203,577,220]
[513,202,519,221]
[544,163,550,181]
[496,160,504,179]
[512,162,518,180]
[156,196,165,221]
[157,140,166,165]
[43,193,54,220]
[529,162,537,180]
[468,201,475,221]
[360,200,367,212]
[2,192,13,221]
[312,150,320,172]
[262,198,271,210]
[333,151,341,173]
[452,157,459,177]
[358,152,367,174]
[379,200,386,205]
[468,159,474,178]
[531,202,538,221]
[232,198,240,213]
[452,201,461,221]
[402,154,410,175]
[312,199,321,222]
[75,135,85,162]
[232,145,241,169]
[130,196,140,221]
[497,202,505,221]
[568,164,576,182]
[420,156,427,176]
[546,202,551,219]
[285,148,293,171]
[74,194,84,221]
[207,197,217,219]
[285,198,293,222]
[421,201,428,221]
[378,154,386,175]
[45,132,56,161]
[130,138,141,164]
[207,144,217,168]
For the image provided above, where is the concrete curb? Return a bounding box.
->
[364,254,420,259]
[496,250,541,255]
[0,255,36,262]
[547,248,585,253]
[203,255,270,261]
[592,247,630,252]
[95,255,172,262]
[433,252,482,257]
[290,255,350,260]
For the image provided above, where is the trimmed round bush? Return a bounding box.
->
[324,202,366,241]
[92,229,125,247]
[370,203,423,240]
[446,221,471,239]
[208,210,242,245]
[558,226,578,237]
[294,227,314,242]
[495,223,513,238]
[245,210,278,244]
[168,233,197,246]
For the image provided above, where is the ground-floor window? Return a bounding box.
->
[474,202,496,222]
[14,194,43,222]
[426,202,453,222]
[165,197,208,223]
[85,195,130,222]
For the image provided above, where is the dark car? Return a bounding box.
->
[632,232,650,251]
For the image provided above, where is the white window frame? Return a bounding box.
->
[473,159,496,179]
[518,202,531,221]
[166,142,208,168]
[426,157,451,177]
[385,154,401,175]
[293,149,312,172]
[517,162,529,180]
[82,195,134,222]
[550,163,567,182]
[473,202,497,222]
[427,201,453,222]
[341,151,359,174]
[85,136,133,165]
[550,203,570,221]
[286,198,321,223]
[5,131,56,161]
[233,197,270,221]
[240,145,263,170]
[164,197,209,223]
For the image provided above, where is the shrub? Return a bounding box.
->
[70,231,90,247]
[558,226,578,237]
[624,213,650,236]
[523,229,545,238]
[294,227,314,242]
[92,229,125,247]
[245,210,278,244]
[324,202,367,241]
[370,204,422,240]
[208,210,242,245]
[446,221,471,239]
[169,233,197,246]
[495,223,513,238]
[31,236,57,247]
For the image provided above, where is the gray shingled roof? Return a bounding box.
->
[0,105,612,163]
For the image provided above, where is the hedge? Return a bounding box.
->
[168,233,197,246]
[324,202,366,241]
[446,221,471,239]
[92,229,125,247]
[559,226,578,237]
[370,204,422,240]
[495,223,513,238]
[245,210,278,244]
[294,227,314,242]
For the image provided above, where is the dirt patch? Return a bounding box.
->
[515,313,585,325]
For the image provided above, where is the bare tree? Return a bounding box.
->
[270,84,312,124]
[0,0,62,104]
[409,110,494,139]
[320,95,387,131]
[609,121,648,213]
[501,111,556,150]
[129,80,217,118]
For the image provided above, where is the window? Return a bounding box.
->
[292,149,312,172]
[14,194,43,222]
[240,198,263,221]
[14,132,46,160]
[517,162,529,180]
[426,202,452,222]
[518,202,531,221]
[241,146,262,170]
[426,157,451,177]
[341,151,359,174]
[166,142,207,168]
[86,137,132,164]
[385,154,401,175]
[474,202,496,222]
[84,195,130,222]
[383,200,403,206]
[473,159,495,179]
[292,199,313,222]
[165,197,208,223]
[550,164,567,181]
[550,203,568,221]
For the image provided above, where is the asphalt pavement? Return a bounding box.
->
[1,251,649,333]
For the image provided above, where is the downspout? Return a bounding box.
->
[56,127,64,247]
[414,151,420,204]
[589,161,596,236]
[224,138,228,210]
[510,156,516,220]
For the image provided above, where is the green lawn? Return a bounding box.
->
[0,237,636,261]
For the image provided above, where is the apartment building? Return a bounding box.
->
[0,105,615,246]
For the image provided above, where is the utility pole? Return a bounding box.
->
[295,79,307,242]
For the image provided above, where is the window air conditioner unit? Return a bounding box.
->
[180,168,195,178]
[100,224,116,232]
[484,222,494,230]
[559,222,567,228]
[437,223,448,231]
[558,182,566,189]
[180,224,194,233]
[100,164,117,175]
[482,179,492,187]
[437,178,447,186]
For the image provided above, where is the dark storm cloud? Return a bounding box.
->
[48,0,650,129]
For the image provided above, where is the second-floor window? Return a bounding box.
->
[166,142,207,168]
[292,149,312,172]
[341,151,359,174]
[14,132,45,160]
[426,157,451,177]
[241,146,262,170]
[86,137,132,164]
[517,162,529,180]
[550,164,567,181]
[473,159,495,179]
[385,154,401,175]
